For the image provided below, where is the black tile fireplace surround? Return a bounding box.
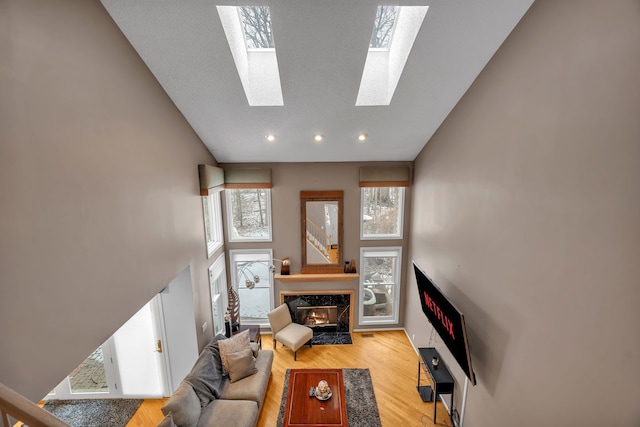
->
[283,293,351,333]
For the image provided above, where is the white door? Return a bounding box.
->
[158,267,199,393]
[47,300,165,399]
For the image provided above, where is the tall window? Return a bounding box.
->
[202,191,224,257]
[229,249,274,326]
[209,254,227,337]
[361,187,405,239]
[225,188,272,242]
[359,246,402,325]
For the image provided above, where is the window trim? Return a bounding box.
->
[360,186,405,240]
[203,191,224,258]
[358,246,402,325]
[209,253,228,336]
[225,188,273,243]
[229,249,274,326]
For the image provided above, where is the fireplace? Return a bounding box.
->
[281,291,353,333]
[297,306,338,328]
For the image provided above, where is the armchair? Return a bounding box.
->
[267,304,313,361]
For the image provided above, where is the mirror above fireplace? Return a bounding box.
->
[300,190,343,274]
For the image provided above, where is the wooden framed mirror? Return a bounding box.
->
[301,190,343,274]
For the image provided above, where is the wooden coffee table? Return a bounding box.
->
[282,369,348,427]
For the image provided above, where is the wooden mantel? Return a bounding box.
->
[274,273,359,282]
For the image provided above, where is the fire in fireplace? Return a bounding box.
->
[297,306,338,328]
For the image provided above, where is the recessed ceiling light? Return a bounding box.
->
[313,134,324,143]
[265,134,276,142]
[357,133,368,142]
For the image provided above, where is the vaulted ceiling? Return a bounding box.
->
[101,0,533,163]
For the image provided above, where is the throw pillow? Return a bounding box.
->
[218,329,251,376]
[161,382,200,427]
[226,347,258,382]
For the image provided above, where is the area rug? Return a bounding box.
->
[42,398,143,427]
[276,368,381,427]
[312,331,352,345]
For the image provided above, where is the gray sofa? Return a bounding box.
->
[158,334,274,427]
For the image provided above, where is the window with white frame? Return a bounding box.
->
[203,191,224,257]
[229,249,274,326]
[359,246,402,325]
[225,188,272,242]
[361,187,405,239]
[208,254,227,337]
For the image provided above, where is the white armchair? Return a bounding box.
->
[267,303,313,361]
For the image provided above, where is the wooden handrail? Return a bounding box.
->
[0,382,70,427]
[306,218,331,247]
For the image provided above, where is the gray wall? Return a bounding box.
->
[405,1,640,426]
[0,0,219,401]
[222,162,412,328]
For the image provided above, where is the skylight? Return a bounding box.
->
[369,6,398,49]
[218,5,284,106]
[356,6,429,106]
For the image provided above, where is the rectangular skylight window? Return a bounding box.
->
[356,6,429,106]
[369,6,398,49]
[238,6,275,49]
[218,6,284,106]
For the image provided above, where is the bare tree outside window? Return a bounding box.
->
[226,188,272,241]
[239,6,274,49]
[361,187,404,238]
[370,6,398,48]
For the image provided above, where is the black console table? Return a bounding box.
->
[417,347,454,424]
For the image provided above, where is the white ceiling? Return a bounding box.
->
[101,0,533,163]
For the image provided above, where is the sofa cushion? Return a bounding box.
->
[220,349,273,408]
[161,382,200,427]
[218,329,251,376]
[226,347,257,383]
[196,399,258,427]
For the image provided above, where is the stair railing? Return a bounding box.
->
[306,219,331,260]
[0,382,69,427]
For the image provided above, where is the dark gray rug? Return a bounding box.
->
[312,331,352,345]
[42,398,143,427]
[277,368,382,427]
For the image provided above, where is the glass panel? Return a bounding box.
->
[69,347,108,394]
[209,254,228,336]
[305,201,339,264]
[203,193,223,256]
[227,189,271,241]
[360,247,402,325]
[239,6,275,49]
[370,6,398,48]
[239,287,270,323]
[232,255,272,324]
[361,187,404,239]
[363,284,394,317]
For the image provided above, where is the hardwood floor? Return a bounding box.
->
[128,330,453,427]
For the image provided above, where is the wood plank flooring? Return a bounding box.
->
[127,330,453,427]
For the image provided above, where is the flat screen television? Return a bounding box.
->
[413,261,476,385]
